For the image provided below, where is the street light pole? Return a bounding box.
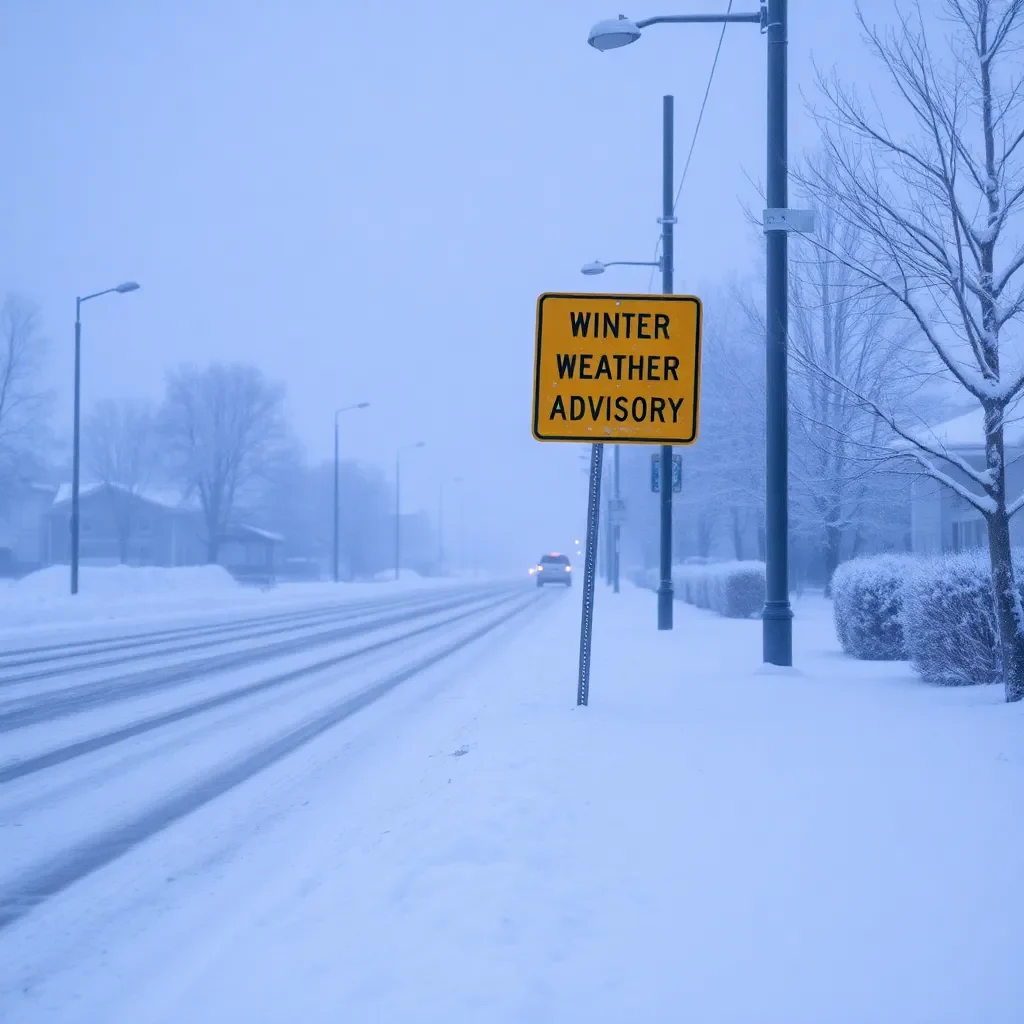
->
[333,402,370,583]
[395,451,401,582]
[333,416,340,583]
[395,441,426,581]
[437,476,462,572]
[575,100,674,619]
[586,1,793,662]
[70,281,140,596]
[438,479,444,569]
[579,272,667,600]
[71,300,82,596]
[762,0,793,666]
[657,94,675,630]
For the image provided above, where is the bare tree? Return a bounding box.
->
[787,200,920,590]
[84,398,159,563]
[259,454,396,578]
[160,363,286,563]
[0,294,51,481]
[802,0,1024,700]
[683,292,767,560]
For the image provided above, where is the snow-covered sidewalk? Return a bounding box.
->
[4,584,1023,1023]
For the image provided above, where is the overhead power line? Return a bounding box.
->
[647,0,736,292]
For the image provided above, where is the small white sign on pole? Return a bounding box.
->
[762,208,816,234]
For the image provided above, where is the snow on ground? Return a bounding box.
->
[0,564,464,641]
[2,584,1023,1023]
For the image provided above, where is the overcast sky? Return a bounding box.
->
[0,0,894,566]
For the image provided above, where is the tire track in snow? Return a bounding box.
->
[0,587,510,730]
[0,588,544,931]
[0,588,523,783]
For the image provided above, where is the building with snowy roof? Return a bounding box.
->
[40,482,283,583]
[907,404,1024,554]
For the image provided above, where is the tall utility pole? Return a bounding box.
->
[573,99,676,620]
[761,0,793,665]
[586,1,793,661]
[657,94,675,630]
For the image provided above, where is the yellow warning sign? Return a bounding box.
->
[532,292,702,444]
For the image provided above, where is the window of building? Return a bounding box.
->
[951,518,987,551]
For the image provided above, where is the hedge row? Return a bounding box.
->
[832,550,1024,686]
[633,560,766,618]
[675,561,766,618]
[831,555,916,660]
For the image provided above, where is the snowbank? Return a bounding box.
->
[0,564,466,641]
[371,569,426,583]
[12,564,240,599]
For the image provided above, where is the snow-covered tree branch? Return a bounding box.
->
[800,0,1024,701]
[84,399,160,563]
[0,293,51,482]
[159,363,287,563]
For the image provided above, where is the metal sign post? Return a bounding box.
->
[577,442,604,707]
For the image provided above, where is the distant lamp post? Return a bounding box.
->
[438,475,463,573]
[395,441,426,581]
[581,252,659,598]
[587,15,644,48]
[580,256,663,598]
[333,402,370,583]
[580,259,661,276]
[71,281,141,595]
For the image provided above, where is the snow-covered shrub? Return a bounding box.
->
[673,561,765,618]
[627,567,649,588]
[901,551,1024,687]
[676,568,706,608]
[831,554,916,660]
[707,561,765,618]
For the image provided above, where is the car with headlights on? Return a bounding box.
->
[534,552,572,587]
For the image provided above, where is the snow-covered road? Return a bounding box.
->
[1,581,1021,1023]
[0,580,548,932]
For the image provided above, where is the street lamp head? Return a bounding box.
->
[587,15,641,51]
[415,441,426,449]
[357,402,370,409]
[581,261,606,276]
[114,281,140,294]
